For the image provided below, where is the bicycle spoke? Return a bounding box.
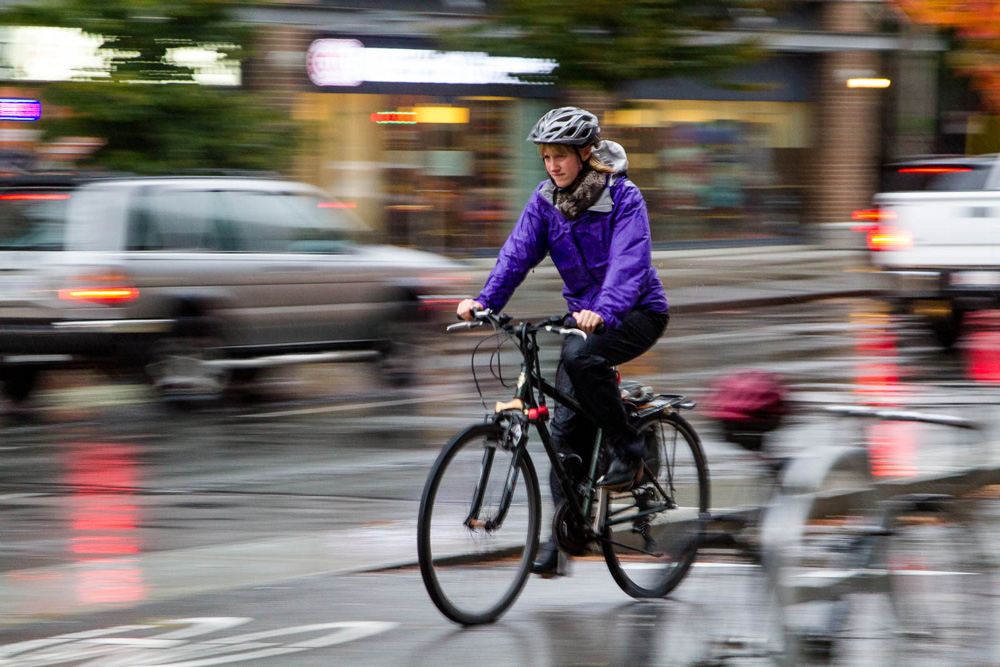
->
[601,412,709,598]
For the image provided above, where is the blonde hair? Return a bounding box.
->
[537,143,614,173]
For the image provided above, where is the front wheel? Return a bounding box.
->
[145,319,229,407]
[417,423,541,625]
[601,412,710,598]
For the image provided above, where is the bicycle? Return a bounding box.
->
[760,404,995,665]
[416,310,710,625]
[691,391,995,665]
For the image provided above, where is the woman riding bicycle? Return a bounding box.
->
[456,106,669,576]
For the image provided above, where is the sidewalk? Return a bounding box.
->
[462,240,881,316]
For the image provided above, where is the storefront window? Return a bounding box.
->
[294,92,811,253]
[608,100,811,244]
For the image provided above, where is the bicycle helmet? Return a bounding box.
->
[526,106,600,147]
[704,370,789,451]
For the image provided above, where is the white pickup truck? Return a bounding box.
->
[864,154,1000,347]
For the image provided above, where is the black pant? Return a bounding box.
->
[548,308,668,506]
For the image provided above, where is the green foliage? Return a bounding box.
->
[441,0,761,93]
[0,0,298,174]
[42,82,298,174]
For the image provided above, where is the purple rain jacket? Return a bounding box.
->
[477,141,668,330]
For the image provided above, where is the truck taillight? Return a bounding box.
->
[866,225,912,251]
[852,209,896,223]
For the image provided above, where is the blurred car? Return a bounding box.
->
[0,173,469,404]
[861,155,1000,347]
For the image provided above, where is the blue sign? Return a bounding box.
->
[0,99,41,121]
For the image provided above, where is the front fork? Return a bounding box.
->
[464,419,527,531]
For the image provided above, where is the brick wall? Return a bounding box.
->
[810,1,884,224]
[243,26,312,110]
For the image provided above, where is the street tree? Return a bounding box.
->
[440,0,762,101]
[0,0,298,174]
[895,0,1000,113]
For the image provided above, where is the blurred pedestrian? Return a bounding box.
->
[456,106,669,576]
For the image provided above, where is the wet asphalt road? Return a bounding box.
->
[0,293,999,665]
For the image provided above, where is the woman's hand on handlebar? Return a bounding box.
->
[457,298,484,322]
[571,310,605,335]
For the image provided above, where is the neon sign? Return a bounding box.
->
[371,111,417,125]
[307,39,556,87]
[0,98,41,121]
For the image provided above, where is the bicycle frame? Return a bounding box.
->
[454,311,693,546]
[486,317,659,535]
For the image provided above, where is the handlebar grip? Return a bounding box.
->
[564,314,606,335]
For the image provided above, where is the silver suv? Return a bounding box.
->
[0,173,467,403]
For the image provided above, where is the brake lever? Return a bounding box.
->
[544,325,587,340]
[447,321,484,331]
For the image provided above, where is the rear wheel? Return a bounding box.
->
[417,423,541,625]
[601,412,709,598]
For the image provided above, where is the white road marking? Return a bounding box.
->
[0,618,398,666]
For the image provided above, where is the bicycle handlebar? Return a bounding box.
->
[449,309,603,339]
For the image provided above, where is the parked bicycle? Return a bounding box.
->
[417,310,709,625]
[762,404,994,666]
[693,376,995,665]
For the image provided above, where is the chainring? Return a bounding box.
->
[552,501,591,556]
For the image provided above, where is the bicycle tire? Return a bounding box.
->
[417,422,541,625]
[601,412,710,598]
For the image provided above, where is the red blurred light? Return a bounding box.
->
[852,209,896,222]
[868,421,918,477]
[0,193,70,200]
[371,111,417,124]
[59,287,139,303]
[867,226,912,251]
[898,167,972,174]
[318,202,357,209]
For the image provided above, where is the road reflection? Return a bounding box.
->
[62,441,147,606]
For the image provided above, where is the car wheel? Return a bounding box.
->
[377,306,423,387]
[146,321,229,406]
[0,366,38,404]
[926,308,964,349]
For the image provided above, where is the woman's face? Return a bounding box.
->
[540,145,591,188]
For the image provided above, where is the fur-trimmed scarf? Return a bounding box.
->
[554,168,606,221]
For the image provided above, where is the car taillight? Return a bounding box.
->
[866,225,912,251]
[59,287,139,304]
[852,208,897,223]
[898,167,972,174]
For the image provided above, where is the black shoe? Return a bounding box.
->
[596,455,642,489]
[531,540,569,577]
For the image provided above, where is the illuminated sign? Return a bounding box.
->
[371,111,417,125]
[0,98,40,121]
[307,39,556,87]
[846,78,891,89]
[371,108,470,125]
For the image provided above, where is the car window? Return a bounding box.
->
[0,188,71,250]
[216,191,358,253]
[880,164,991,192]
[127,188,217,251]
